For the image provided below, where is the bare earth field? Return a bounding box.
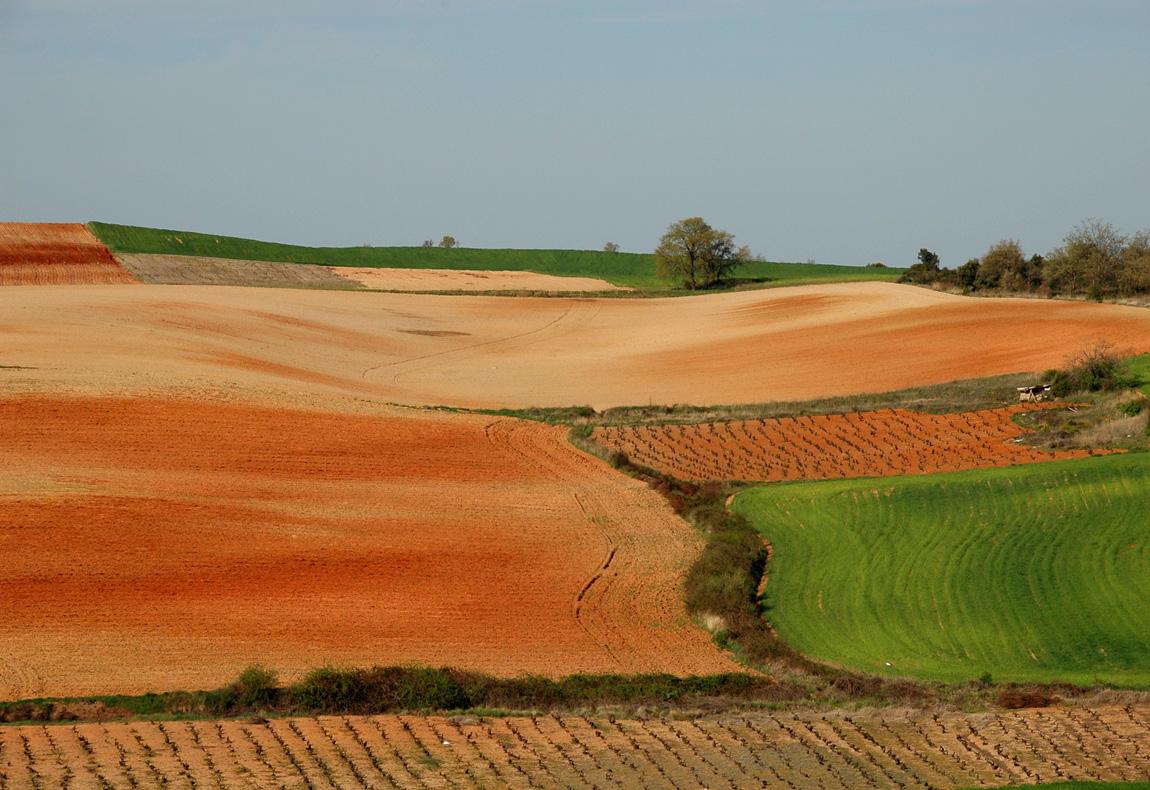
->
[115,253,357,289]
[0,394,735,699]
[2,705,1148,789]
[593,404,1106,482]
[2,282,1149,410]
[0,224,135,285]
[113,254,625,291]
[329,266,627,292]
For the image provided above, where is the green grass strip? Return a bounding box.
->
[88,221,904,290]
[733,453,1150,687]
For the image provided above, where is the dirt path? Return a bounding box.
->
[0,394,735,699]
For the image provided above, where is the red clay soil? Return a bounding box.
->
[0,222,135,284]
[0,394,736,699]
[593,404,1105,482]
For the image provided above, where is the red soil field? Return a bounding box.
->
[593,404,1105,482]
[0,394,735,699]
[0,223,135,285]
[1,705,1147,788]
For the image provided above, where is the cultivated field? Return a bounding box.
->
[0,223,135,285]
[0,394,735,699]
[3,282,1149,410]
[592,404,1103,482]
[115,253,359,289]
[2,705,1148,789]
[89,221,906,290]
[732,454,1150,686]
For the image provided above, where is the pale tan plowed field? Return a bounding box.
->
[593,404,1106,482]
[329,266,627,292]
[0,223,135,285]
[3,282,1149,410]
[0,395,735,699]
[2,705,1148,789]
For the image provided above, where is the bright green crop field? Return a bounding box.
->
[88,222,905,291]
[732,453,1150,687]
[1120,352,1150,397]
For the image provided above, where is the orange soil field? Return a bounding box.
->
[0,395,735,699]
[593,404,1106,482]
[2,282,1149,410]
[1,705,1148,789]
[0,223,135,285]
[329,266,627,292]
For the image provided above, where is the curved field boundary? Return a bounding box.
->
[0,223,135,285]
[0,706,1147,788]
[0,395,734,699]
[732,454,1150,686]
[593,404,1104,482]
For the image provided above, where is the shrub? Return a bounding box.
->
[292,666,366,711]
[236,664,279,708]
[396,667,472,711]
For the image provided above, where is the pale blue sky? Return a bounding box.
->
[2,0,1148,266]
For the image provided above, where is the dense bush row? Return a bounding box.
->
[901,219,1150,299]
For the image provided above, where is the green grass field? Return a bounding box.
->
[1120,352,1150,397]
[88,221,905,290]
[732,453,1150,687]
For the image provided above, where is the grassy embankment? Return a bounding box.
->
[88,221,905,291]
[732,453,1150,687]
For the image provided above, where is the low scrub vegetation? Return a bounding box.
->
[1018,347,1150,450]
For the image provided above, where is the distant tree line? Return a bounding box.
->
[901,219,1150,300]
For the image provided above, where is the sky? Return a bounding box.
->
[2,0,1148,267]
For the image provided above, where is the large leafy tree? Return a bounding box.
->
[654,217,749,289]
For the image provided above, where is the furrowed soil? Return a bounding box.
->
[0,394,735,698]
[3,282,1149,409]
[592,404,1107,482]
[0,223,135,285]
[1,705,1148,789]
[115,252,359,288]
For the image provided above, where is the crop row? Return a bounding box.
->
[593,405,1097,482]
[0,705,1147,789]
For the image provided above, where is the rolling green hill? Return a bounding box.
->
[88,221,905,290]
[732,453,1150,687]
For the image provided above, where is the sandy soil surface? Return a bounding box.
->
[116,253,358,288]
[0,223,135,285]
[327,266,626,292]
[2,706,1147,789]
[2,282,1148,410]
[0,394,735,698]
[594,404,1107,481]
